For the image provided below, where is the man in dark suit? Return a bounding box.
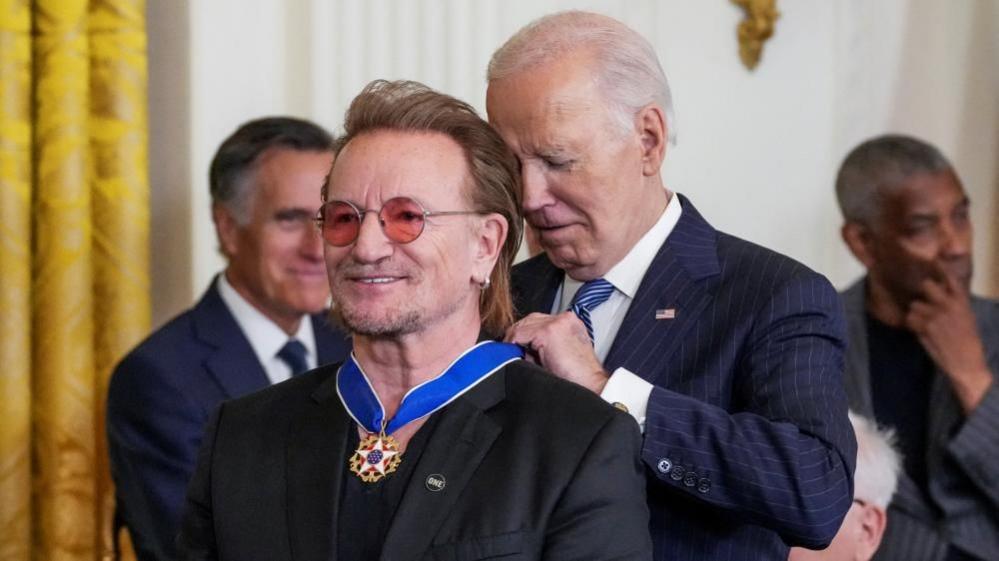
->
[486,11,857,560]
[178,80,651,560]
[836,134,999,561]
[107,117,351,561]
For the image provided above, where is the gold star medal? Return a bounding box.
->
[349,429,401,483]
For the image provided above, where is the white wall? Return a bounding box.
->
[148,0,999,327]
[831,0,999,296]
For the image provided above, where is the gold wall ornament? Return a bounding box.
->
[732,0,780,70]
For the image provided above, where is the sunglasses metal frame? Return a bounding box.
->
[314,197,480,246]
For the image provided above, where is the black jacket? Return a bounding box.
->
[178,358,652,560]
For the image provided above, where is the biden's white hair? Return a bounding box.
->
[850,411,902,508]
[488,10,677,145]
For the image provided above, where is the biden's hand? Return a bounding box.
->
[505,311,610,394]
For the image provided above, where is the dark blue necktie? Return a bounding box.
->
[570,278,615,344]
[277,339,309,376]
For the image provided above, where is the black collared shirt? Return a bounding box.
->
[866,315,983,561]
[867,313,935,497]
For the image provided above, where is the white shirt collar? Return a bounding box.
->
[562,192,683,306]
[216,272,317,368]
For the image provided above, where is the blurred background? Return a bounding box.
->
[149,0,999,328]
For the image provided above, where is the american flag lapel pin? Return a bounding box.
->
[655,308,676,320]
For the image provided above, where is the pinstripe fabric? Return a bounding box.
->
[512,195,856,561]
[841,280,999,561]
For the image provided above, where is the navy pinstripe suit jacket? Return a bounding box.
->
[512,195,857,560]
[843,280,999,561]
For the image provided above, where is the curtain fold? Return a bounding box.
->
[0,2,34,561]
[33,2,98,557]
[89,1,149,558]
[0,1,148,560]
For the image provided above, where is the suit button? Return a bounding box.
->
[697,478,711,494]
[670,465,685,481]
[656,458,672,474]
[683,472,698,487]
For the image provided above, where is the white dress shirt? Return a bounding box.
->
[217,273,317,385]
[554,192,682,430]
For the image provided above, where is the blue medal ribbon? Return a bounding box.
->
[336,341,524,435]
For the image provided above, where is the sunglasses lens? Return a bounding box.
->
[381,197,426,243]
[321,201,361,246]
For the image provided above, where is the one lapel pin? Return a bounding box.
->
[425,473,446,492]
[655,308,676,320]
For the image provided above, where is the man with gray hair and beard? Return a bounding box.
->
[790,412,902,561]
[837,134,999,561]
[488,10,856,561]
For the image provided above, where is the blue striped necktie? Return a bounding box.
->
[277,339,309,376]
[570,278,615,344]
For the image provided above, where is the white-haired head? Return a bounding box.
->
[487,10,677,145]
[850,411,902,508]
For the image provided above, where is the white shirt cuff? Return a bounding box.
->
[600,367,654,433]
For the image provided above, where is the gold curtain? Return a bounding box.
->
[0,1,149,560]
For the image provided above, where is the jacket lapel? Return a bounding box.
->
[286,368,351,561]
[604,195,719,381]
[380,370,505,559]
[923,300,996,520]
[841,280,875,415]
[193,278,271,397]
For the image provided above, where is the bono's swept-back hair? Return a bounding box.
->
[326,80,523,336]
[488,10,677,145]
[835,134,953,226]
[210,116,334,224]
